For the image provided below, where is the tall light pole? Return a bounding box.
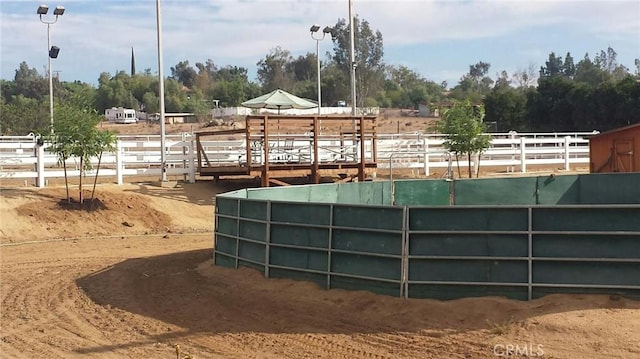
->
[310,25,332,116]
[156,0,167,182]
[348,0,356,118]
[37,4,65,134]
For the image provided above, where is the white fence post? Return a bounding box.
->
[188,139,196,183]
[36,144,45,188]
[564,136,571,171]
[509,131,517,173]
[423,138,430,176]
[520,137,527,173]
[116,140,123,185]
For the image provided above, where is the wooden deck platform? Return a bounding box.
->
[196,115,378,186]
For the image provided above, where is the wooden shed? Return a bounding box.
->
[590,123,640,173]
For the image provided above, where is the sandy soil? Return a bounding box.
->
[1,180,639,359]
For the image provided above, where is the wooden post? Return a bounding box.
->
[262,115,270,187]
[358,116,366,182]
[312,116,320,184]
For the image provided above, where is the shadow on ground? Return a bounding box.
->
[76,248,640,337]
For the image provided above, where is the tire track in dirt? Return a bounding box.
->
[1,262,108,358]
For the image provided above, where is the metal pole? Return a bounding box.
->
[47,23,54,134]
[316,38,321,116]
[348,0,358,161]
[156,0,167,182]
[349,0,356,118]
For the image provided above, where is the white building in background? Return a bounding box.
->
[105,107,138,124]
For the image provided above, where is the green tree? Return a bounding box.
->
[95,71,139,112]
[574,53,611,86]
[484,86,529,132]
[47,104,116,204]
[13,62,48,99]
[382,65,444,108]
[0,95,48,135]
[540,52,564,78]
[331,16,385,108]
[527,76,576,131]
[450,61,493,102]
[170,60,198,88]
[256,46,295,92]
[562,52,576,78]
[435,100,492,178]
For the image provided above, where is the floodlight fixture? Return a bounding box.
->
[37,5,49,15]
[323,26,332,34]
[310,24,320,33]
[53,6,65,16]
[49,46,60,59]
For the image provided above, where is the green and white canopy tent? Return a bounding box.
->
[241,89,317,114]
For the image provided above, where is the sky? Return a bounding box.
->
[1,0,639,89]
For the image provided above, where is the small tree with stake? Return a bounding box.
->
[435,100,492,178]
[47,104,117,206]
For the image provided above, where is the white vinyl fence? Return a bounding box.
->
[0,131,598,187]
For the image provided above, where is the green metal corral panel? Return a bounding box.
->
[216,197,239,216]
[308,183,340,203]
[533,261,640,285]
[247,186,311,202]
[237,259,264,272]
[408,284,527,300]
[393,179,450,206]
[533,208,640,231]
[536,174,580,204]
[238,219,267,242]
[578,173,640,204]
[332,229,402,255]
[533,234,640,258]
[331,252,401,281]
[335,182,363,204]
[271,202,331,225]
[216,217,238,237]
[409,234,528,257]
[240,200,268,221]
[358,181,391,205]
[409,207,528,231]
[214,234,237,256]
[409,259,528,283]
[333,205,404,230]
[269,247,328,271]
[237,240,265,264]
[270,225,329,248]
[454,177,537,205]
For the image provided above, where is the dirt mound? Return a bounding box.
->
[14,189,174,239]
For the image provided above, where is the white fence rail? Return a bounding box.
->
[0,131,597,187]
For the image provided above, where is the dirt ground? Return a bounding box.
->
[1,179,639,359]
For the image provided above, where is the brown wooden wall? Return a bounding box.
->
[590,124,640,173]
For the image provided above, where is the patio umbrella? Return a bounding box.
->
[241,89,317,114]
